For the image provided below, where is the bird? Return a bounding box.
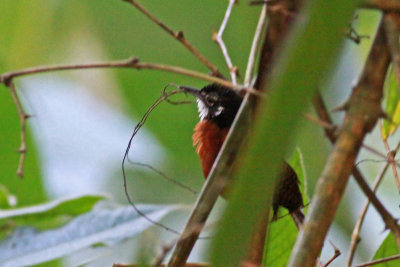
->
[180,83,304,228]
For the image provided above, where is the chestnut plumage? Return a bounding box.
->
[181,83,304,227]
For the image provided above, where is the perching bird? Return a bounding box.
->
[180,83,304,228]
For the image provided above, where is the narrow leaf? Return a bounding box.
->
[0,204,180,266]
[381,66,400,139]
[372,232,399,266]
[0,195,105,239]
[263,148,308,266]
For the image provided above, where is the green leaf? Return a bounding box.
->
[0,195,105,239]
[372,232,400,266]
[0,204,179,266]
[211,0,358,265]
[263,148,308,267]
[381,66,400,140]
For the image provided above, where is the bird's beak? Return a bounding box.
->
[179,86,205,102]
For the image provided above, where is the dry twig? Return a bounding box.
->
[322,241,341,267]
[5,81,29,178]
[212,0,238,85]
[244,4,268,86]
[0,57,227,89]
[382,134,400,192]
[353,253,400,267]
[122,0,223,78]
[347,141,400,266]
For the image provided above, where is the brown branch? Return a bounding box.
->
[363,0,400,12]
[347,141,400,266]
[288,20,392,267]
[5,81,29,178]
[0,57,264,97]
[311,92,400,265]
[212,0,238,85]
[0,57,230,88]
[353,253,400,267]
[254,0,302,90]
[122,0,223,78]
[322,242,341,267]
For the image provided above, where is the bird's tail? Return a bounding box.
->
[290,209,305,230]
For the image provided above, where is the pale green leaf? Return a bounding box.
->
[0,204,180,267]
[372,232,400,266]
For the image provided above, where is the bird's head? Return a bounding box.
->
[180,83,243,128]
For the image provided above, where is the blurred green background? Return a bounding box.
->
[0,1,395,266]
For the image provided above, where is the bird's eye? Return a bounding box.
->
[205,93,219,106]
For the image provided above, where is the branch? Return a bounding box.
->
[0,57,232,88]
[322,242,341,267]
[122,0,224,78]
[288,20,391,267]
[363,0,400,12]
[5,81,29,178]
[382,135,400,192]
[353,253,400,267]
[347,141,400,266]
[212,0,238,85]
[311,93,400,266]
[254,0,301,89]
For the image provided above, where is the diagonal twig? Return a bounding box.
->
[212,0,238,85]
[122,0,224,78]
[347,140,400,266]
[353,253,400,267]
[381,133,400,192]
[288,20,393,267]
[313,89,400,264]
[323,241,341,267]
[244,4,268,87]
[0,57,227,88]
[5,81,30,178]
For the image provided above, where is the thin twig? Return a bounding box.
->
[244,4,268,87]
[0,57,262,97]
[122,0,223,78]
[122,89,185,235]
[362,144,400,168]
[0,57,225,88]
[304,112,400,168]
[304,113,337,132]
[6,81,29,178]
[127,160,197,194]
[212,0,238,85]
[353,253,400,267]
[347,140,400,266]
[151,239,178,267]
[346,26,370,44]
[323,241,341,267]
[381,133,400,193]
